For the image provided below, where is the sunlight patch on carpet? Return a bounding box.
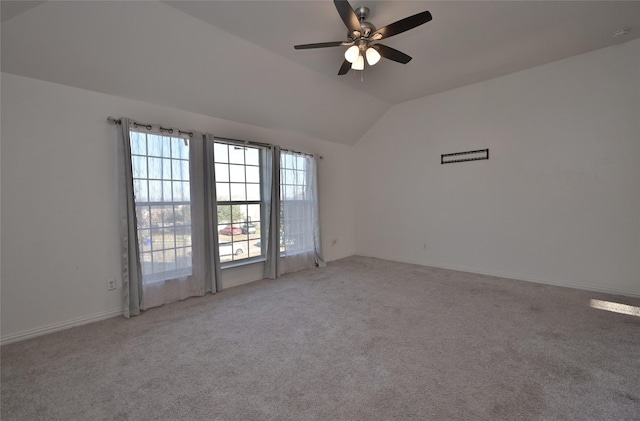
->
[590,299,640,317]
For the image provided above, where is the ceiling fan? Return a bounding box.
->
[294,0,432,75]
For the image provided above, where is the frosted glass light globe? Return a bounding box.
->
[344,45,360,63]
[351,54,365,70]
[366,47,381,65]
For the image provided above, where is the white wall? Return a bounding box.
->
[354,39,640,297]
[0,73,357,342]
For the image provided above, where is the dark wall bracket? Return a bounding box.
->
[441,149,489,164]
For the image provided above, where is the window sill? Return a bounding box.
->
[221,257,266,270]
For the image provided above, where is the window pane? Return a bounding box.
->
[216,183,230,201]
[217,205,232,225]
[150,205,163,227]
[147,135,164,157]
[172,159,189,181]
[163,181,172,201]
[283,154,295,169]
[233,240,249,260]
[230,183,246,201]
[148,180,162,201]
[150,227,163,243]
[282,185,295,200]
[162,205,175,227]
[233,205,248,224]
[148,157,162,179]
[160,136,172,158]
[229,146,245,164]
[247,204,261,223]
[250,235,262,257]
[215,163,229,182]
[172,181,184,201]
[132,156,147,178]
[219,241,233,262]
[246,166,260,183]
[229,164,245,183]
[152,251,164,272]
[172,137,189,159]
[285,169,295,185]
[140,252,152,271]
[134,180,148,202]
[157,158,169,180]
[176,230,191,248]
[246,184,260,201]
[164,250,177,271]
[139,229,151,251]
[131,132,146,155]
[245,148,259,166]
[296,169,306,186]
[214,143,228,163]
[163,229,176,249]
[176,205,190,226]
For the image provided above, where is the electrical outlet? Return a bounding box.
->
[107,279,117,291]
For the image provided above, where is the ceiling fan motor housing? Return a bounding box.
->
[349,6,376,39]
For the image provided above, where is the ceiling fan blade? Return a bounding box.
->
[334,0,360,34]
[338,59,351,75]
[373,44,412,64]
[371,10,432,41]
[294,41,348,50]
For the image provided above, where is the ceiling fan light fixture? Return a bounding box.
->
[293,0,432,76]
[366,47,381,65]
[344,45,360,63]
[352,54,365,70]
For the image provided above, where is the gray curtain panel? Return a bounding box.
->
[263,145,281,279]
[311,154,326,268]
[117,118,143,317]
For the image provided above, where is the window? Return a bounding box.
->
[280,152,314,256]
[214,142,264,263]
[118,118,324,316]
[130,130,192,282]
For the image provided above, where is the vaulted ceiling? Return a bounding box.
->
[2,1,639,145]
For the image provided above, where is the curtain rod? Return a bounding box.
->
[108,117,323,159]
[281,148,323,160]
[107,117,194,137]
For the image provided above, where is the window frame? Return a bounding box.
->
[129,129,194,283]
[213,140,267,267]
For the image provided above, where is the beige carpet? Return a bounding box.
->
[2,256,639,420]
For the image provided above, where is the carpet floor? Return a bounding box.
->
[2,256,639,420]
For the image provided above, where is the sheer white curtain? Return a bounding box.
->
[279,151,325,275]
[117,119,218,316]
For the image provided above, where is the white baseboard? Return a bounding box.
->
[1,308,122,346]
[356,252,640,299]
